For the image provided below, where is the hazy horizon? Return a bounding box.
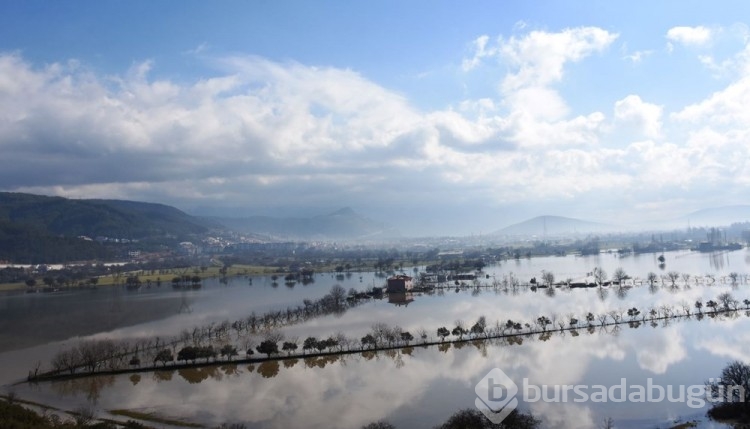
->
[2,1,750,236]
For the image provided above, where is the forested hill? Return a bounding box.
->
[0,192,210,239]
[0,219,112,264]
[0,192,211,263]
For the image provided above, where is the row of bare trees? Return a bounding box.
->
[435,267,748,296]
[43,290,750,379]
[44,284,366,378]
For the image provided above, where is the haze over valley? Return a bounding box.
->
[4,2,750,429]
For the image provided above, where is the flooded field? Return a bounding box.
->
[3,249,750,428]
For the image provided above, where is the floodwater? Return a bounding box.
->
[3,249,750,428]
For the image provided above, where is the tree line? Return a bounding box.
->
[36,287,750,381]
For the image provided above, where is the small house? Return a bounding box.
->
[387,275,413,293]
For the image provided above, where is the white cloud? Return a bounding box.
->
[697,43,750,77]
[614,95,663,139]
[462,35,495,71]
[505,86,570,120]
[623,49,654,63]
[498,27,619,92]
[671,75,750,126]
[666,25,713,47]
[0,50,676,227]
[4,23,750,233]
[461,27,618,148]
[462,26,619,88]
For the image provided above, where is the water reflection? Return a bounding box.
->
[178,291,193,314]
[709,252,729,270]
[50,374,115,404]
[388,292,414,306]
[6,250,750,426]
[153,369,173,382]
[177,366,222,384]
[22,315,746,429]
[128,374,140,386]
[257,361,280,378]
[282,359,298,369]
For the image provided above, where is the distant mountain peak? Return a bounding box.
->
[495,214,614,237]
[681,205,750,226]
[530,215,571,221]
[328,207,357,217]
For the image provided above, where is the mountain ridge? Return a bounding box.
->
[0,192,211,239]
[495,215,615,237]
[0,192,219,263]
[680,205,750,227]
[211,207,398,240]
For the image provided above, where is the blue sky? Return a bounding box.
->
[2,1,750,234]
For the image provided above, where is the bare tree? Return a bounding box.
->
[612,268,628,286]
[371,323,390,346]
[718,292,739,311]
[541,270,555,286]
[679,301,692,316]
[593,267,607,285]
[681,273,691,287]
[329,284,347,307]
[707,360,750,405]
[667,271,680,286]
[597,313,609,326]
[729,272,739,284]
[608,310,623,324]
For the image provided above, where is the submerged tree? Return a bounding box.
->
[220,345,238,361]
[593,267,607,285]
[536,316,551,332]
[718,292,739,311]
[667,271,680,286]
[154,349,174,366]
[177,346,198,364]
[626,307,640,321]
[437,327,450,342]
[612,268,629,285]
[282,341,298,356]
[360,334,376,350]
[541,270,555,286]
[303,337,318,354]
[257,340,279,358]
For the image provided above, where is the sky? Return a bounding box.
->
[2,1,750,235]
